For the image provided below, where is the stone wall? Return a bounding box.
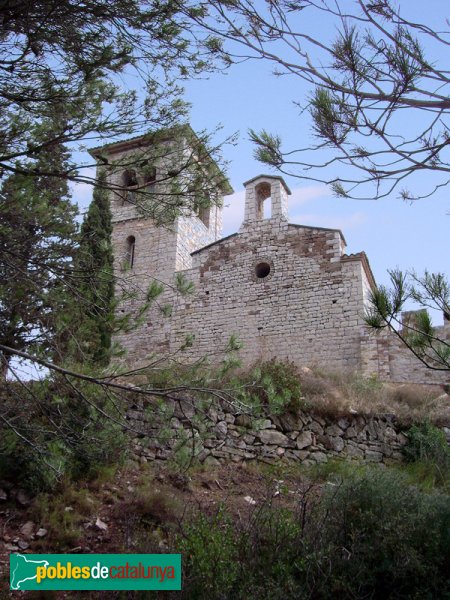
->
[127,397,412,467]
[168,220,371,371]
[99,133,449,386]
[361,320,450,385]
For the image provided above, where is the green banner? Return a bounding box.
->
[10,553,181,591]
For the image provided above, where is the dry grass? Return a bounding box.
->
[300,368,450,426]
[113,479,182,529]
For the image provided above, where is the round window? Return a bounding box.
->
[255,262,271,279]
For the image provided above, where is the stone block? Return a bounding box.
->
[310,451,328,463]
[319,436,344,452]
[258,430,290,447]
[296,431,313,449]
[326,424,344,437]
[345,444,364,458]
[344,426,357,439]
[365,450,383,462]
[235,414,252,428]
[215,421,228,438]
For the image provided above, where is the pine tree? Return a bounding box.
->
[0,139,78,375]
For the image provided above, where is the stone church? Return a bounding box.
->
[90,128,448,386]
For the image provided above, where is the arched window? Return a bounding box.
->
[255,182,272,219]
[144,167,157,191]
[122,170,138,204]
[125,235,136,269]
[123,170,137,188]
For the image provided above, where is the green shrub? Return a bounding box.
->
[235,359,303,415]
[404,421,449,468]
[320,468,450,599]
[178,507,240,598]
[177,467,450,599]
[0,378,127,493]
[0,431,68,494]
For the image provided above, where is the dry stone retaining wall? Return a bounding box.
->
[127,398,413,467]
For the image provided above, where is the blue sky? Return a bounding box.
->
[180,2,449,324]
[74,1,449,325]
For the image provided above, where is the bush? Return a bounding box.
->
[0,378,127,493]
[0,431,68,494]
[178,508,240,598]
[234,360,303,415]
[404,421,450,469]
[320,468,450,598]
[177,468,450,599]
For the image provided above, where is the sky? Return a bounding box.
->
[74,0,449,326]
[183,2,449,322]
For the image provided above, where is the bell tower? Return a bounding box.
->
[89,127,233,282]
[88,126,233,362]
[240,174,290,231]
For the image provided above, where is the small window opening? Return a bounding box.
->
[122,170,138,204]
[126,235,136,269]
[194,194,210,228]
[255,182,272,220]
[123,169,138,188]
[144,167,157,191]
[255,262,271,279]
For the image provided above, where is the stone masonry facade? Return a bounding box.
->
[91,133,449,386]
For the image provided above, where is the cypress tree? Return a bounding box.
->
[75,172,114,366]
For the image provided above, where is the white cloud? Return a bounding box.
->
[289,184,331,209]
[293,212,368,231]
[69,167,96,212]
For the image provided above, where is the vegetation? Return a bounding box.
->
[178,467,450,599]
[0,0,232,515]
[188,1,450,202]
[0,0,225,189]
[230,359,304,415]
[365,269,450,372]
[0,134,78,375]
[405,421,450,465]
[403,421,450,489]
[2,452,447,599]
[0,377,127,494]
[71,170,114,366]
[298,367,448,425]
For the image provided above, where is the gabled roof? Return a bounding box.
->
[191,233,238,256]
[288,223,346,246]
[243,174,291,195]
